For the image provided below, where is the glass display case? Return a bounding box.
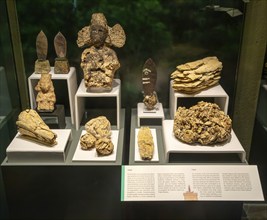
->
[1,0,267,219]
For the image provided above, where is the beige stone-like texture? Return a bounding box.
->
[143,93,158,110]
[80,116,114,156]
[173,101,232,145]
[85,116,111,139]
[171,57,222,94]
[34,60,51,74]
[80,133,96,150]
[54,58,70,74]
[77,13,126,91]
[35,73,56,112]
[54,32,70,74]
[16,109,57,146]
[137,127,154,160]
[35,30,50,74]
[95,138,114,155]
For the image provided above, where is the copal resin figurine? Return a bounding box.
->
[142,58,158,110]
[54,32,70,74]
[77,13,126,92]
[34,30,51,74]
[35,73,56,112]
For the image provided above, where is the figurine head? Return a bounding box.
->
[77,12,126,49]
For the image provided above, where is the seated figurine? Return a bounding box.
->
[77,13,126,92]
[35,73,56,112]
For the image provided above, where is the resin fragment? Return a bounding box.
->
[16,109,57,146]
[95,138,114,155]
[80,133,96,150]
[171,57,222,94]
[137,127,154,160]
[173,101,232,145]
[80,116,114,156]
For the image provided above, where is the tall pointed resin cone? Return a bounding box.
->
[142,58,158,110]
[34,30,51,74]
[54,32,70,74]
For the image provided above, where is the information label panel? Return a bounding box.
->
[121,165,263,201]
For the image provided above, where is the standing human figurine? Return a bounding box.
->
[77,13,126,92]
[35,73,56,112]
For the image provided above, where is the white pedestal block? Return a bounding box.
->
[28,67,77,124]
[169,80,229,119]
[6,129,71,163]
[162,120,246,163]
[72,130,119,162]
[137,103,165,127]
[75,79,121,130]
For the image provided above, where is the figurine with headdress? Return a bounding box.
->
[54,32,70,74]
[77,13,126,92]
[34,30,51,74]
[142,58,158,110]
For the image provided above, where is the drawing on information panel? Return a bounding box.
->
[183,185,198,201]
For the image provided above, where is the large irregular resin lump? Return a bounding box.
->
[85,116,111,139]
[173,101,232,145]
[54,32,70,74]
[35,73,56,112]
[137,127,154,160]
[34,30,51,74]
[142,58,158,110]
[16,109,57,146]
[77,13,126,92]
[80,116,114,155]
[171,56,222,94]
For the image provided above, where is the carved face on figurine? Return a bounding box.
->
[90,24,108,48]
[77,13,126,92]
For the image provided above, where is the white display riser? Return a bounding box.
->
[169,80,229,119]
[137,102,165,127]
[6,129,71,163]
[28,67,77,125]
[75,79,121,130]
[162,120,246,163]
